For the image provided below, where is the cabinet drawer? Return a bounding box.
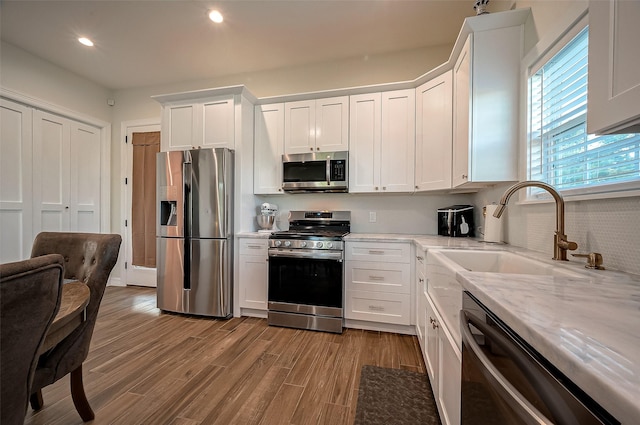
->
[345,290,411,325]
[239,238,268,256]
[346,261,410,294]
[346,242,410,263]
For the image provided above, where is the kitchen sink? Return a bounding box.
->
[431,249,585,277]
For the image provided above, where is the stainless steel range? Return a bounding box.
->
[267,210,350,333]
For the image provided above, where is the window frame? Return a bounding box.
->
[520,11,640,204]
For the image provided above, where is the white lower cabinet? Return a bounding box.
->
[423,289,461,425]
[238,238,268,311]
[345,241,412,326]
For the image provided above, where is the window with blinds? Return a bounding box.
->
[527,27,640,198]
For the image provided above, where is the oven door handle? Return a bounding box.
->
[268,249,343,261]
[461,310,555,425]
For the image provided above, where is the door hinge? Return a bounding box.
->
[125,177,128,185]
[125,219,128,227]
[125,135,128,144]
[125,262,128,269]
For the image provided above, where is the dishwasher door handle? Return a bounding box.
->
[461,310,554,425]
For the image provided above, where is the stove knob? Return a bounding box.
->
[300,241,307,248]
[327,242,333,249]
[275,240,282,247]
[316,242,324,248]
[284,241,291,247]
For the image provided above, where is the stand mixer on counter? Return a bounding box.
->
[257,203,279,233]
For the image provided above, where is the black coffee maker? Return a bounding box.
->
[437,205,475,237]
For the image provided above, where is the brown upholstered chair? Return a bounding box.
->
[29,232,121,421]
[1,254,64,425]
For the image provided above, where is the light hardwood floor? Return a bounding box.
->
[24,286,426,425]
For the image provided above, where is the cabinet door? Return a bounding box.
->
[587,0,640,134]
[452,36,471,188]
[425,295,439,389]
[238,238,268,310]
[203,97,234,149]
[380,89,415,192]
[315,96,349,152]
[0,99,33,261]
[416,72,453,191]
[238,255,268,310]
[349,93,381,193]
[163,103,200,151]
[254,104,284,194]
[438,319,461,425]
[33,109,71,233]
[284,99,315,154]
[69,121,101,232]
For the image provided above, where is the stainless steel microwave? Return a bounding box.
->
[282,151,348,193]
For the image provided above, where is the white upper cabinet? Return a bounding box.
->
[415,71,453,191]
[284,96,349,154]
[349,89,415,193]
[452,22,523,188]
[254,103,284,195]
[587,0,640,134]
[158,95,235,151]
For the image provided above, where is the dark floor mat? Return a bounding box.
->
[354,365,441,425]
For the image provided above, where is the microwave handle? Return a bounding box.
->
[326,157,331,185]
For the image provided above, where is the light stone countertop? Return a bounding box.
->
[236,231,271,239]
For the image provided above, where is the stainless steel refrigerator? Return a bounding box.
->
[156,148,234,318]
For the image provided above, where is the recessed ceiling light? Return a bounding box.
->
[209,10,223,23]
[78,37,94,47]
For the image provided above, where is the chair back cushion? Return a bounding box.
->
[1,254,63,425]
[30,232,121,388]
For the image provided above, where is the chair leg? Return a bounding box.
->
[70,365,95,421]
[30,389,44,410]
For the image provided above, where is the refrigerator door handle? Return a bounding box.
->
[183,161,192,290]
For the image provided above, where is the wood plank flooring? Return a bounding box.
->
[24,286,426,425]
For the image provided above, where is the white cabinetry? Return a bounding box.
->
[284,96,349,154]
[425,295,461,425]
[156,94,235,151]
[587,0,640,134]
[452,19,524,188]
[415,71,453,191]
[254,103,284,194]
[415,249,427,346]
[345,241,412,325]
[349,89,415,193]
[238,238,268,312]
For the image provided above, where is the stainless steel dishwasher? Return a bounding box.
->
[460,291,619,425]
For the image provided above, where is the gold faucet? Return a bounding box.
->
[493,181,578,261]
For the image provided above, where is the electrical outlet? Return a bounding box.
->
[369,211,377,223]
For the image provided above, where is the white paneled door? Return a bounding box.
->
[33,110,101,234]
[0,98,33,262]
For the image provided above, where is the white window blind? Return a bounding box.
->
[527,27,640,197]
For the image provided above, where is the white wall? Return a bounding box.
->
[0,41,113,122]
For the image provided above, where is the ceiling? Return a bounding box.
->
[1,0,514,91]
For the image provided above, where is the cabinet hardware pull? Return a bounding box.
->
[432,322,439,329]
[419,278,424,283]
[462,174,468,179]
[416,256,424,261]
[368,305,385,311]
[368,250,385,255]
[369,275,385,281]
